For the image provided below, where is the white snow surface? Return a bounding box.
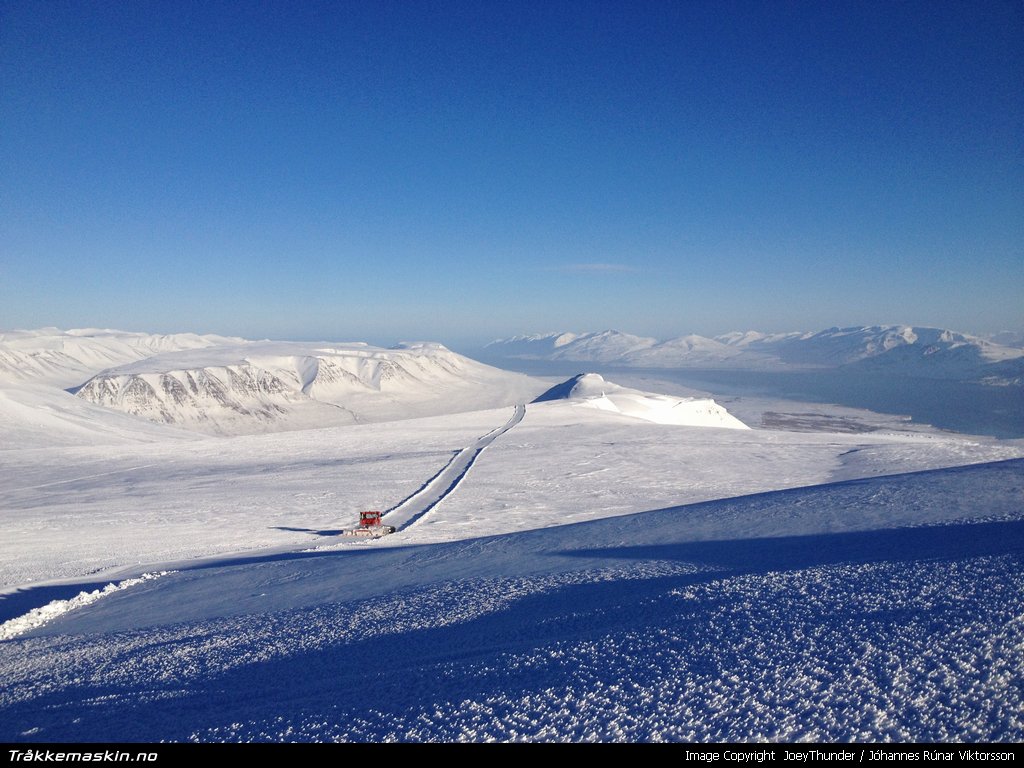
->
[0,572,173,641]
[0,328,243,388]
[0,408,517,588]
[537,373,750,428]
[2,328,1024,742]
[3,389,1019,590]
[1,459,1022,742]
[0,386,200,450]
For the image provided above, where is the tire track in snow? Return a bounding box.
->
[382,404,526,531]
[0,405,526,635]
[7,463,164,492]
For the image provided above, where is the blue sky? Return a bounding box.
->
[2,0,1021,346]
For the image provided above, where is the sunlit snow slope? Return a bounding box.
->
[534,373,749,428]
[0,328,242,388]
[75,341,546,435]
[0,386,199,450]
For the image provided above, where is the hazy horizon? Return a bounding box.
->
[3,321,1022,354]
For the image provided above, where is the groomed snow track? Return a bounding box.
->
[381,403,526,531]
[0,405,527,636]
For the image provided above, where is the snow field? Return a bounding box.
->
[3,399,1021,590]
[399,400,1024,545]
[2,460,1021,741]
[0,409,513,588]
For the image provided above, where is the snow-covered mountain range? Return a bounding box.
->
[73,341,547,435]
[0,329,548,438]
[487,326,1024,384]
[0,327,244,388]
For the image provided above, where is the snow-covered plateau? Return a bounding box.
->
[1,328,1023,742]
[72,340,545,435]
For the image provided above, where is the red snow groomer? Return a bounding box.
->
[343,510,396,538]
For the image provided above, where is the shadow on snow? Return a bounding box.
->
[2,514,1023,741]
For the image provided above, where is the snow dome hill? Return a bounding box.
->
[534,372,749,429]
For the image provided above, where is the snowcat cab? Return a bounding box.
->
[343,510,396,538]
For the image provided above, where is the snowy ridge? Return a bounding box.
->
[727,325,1024,369]
[0,328,243,388]
[481,332,580,358]
[623,334,750,366]
[987,331,1024,349]
[488,325,1024,382]
[534,373,749,429]
[75,341,547,435]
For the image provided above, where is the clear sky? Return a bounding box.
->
[2,0,1021,346]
